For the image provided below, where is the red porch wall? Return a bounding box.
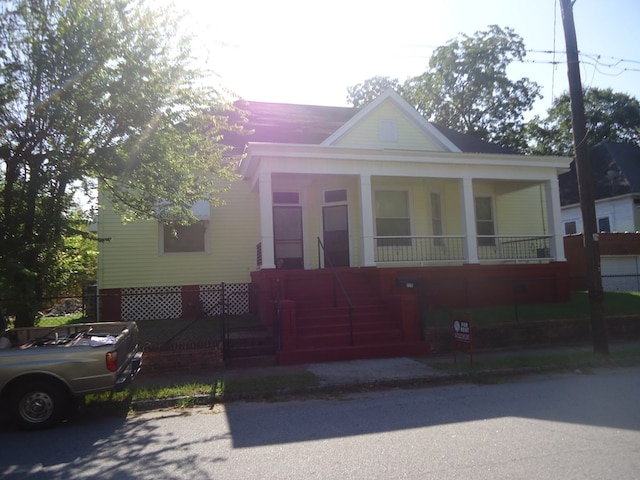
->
[251,262,570,313]
[376,262,570,310]
[99,288,122,322]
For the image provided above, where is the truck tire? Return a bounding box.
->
[9,379,67,430]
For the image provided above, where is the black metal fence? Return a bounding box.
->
[0,283,251,324]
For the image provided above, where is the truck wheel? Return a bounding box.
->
[9,380,67,430]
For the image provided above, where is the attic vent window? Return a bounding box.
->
[379,119,397,142]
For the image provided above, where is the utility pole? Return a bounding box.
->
[559,0,609,354]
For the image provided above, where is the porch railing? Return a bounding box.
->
[374,235,552,263]
[256,242,262,268]
[477,235,552,261]
[375,235,466,263]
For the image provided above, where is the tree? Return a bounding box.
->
[48,209,98,299]
[346,76,402,108]
[525,87,640,156]
[0,0,239,327]
[347,26,541,151]
[405,25,540,150]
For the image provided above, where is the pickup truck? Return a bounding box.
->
[0,322,142,430]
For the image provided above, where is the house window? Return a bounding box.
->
[162,221,207,253]
[273,191,300,205]
[564,221,578,235]
[375,190,411,246]
[324,189,347,203]
[379,119,397,142]
[475,197,495,247]
[431,192,444,246]
[598,216,611,233]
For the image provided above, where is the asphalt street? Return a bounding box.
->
[1,366,639,479]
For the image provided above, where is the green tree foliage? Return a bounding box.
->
[525,87,640,156]
[346,76,402,108]
[347,26,540,151]
[405,25,540,150]
[48,209,98,299]
[0,0,240,326]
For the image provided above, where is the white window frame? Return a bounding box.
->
[475,196,496,247]
[374,188,412,245]
[430,191,444,246]
[598,215,611,233]
[564,220,578,235]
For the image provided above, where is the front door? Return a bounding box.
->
[273,206,303,269]
[322,205,350,267]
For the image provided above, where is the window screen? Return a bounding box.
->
[163,222,206,253]
[375,190,411,246]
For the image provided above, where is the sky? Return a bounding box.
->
[170,0,640,117]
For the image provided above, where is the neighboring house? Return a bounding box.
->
[560,141,640,234]
[98,90,572,363]
[560,141,640,291]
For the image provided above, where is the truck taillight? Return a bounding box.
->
[106,351,118,372]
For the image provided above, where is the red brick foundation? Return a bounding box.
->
[141,342,224,374]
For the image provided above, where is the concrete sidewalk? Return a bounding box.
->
[131,340,640,409]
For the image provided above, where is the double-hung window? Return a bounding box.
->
[475,197,495,247]
[375,190,411,246]
[431,192,444,246]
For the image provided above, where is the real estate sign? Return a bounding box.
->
[453,311,473,365]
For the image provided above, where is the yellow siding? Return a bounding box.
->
[371,177,464,236]
[98,179,259,289]
[443,181,464,235]
[334,101,444,151]
[270,174,364,268]
[496,183,548,235]
[472,180,547,235]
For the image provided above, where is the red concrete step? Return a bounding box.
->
[295,327,404,350]
[297,318,399,337]
[295,309,393,328]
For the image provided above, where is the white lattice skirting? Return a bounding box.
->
[199,283,249,316]
[121,284,249,321]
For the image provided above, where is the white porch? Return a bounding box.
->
[243,143,568,270]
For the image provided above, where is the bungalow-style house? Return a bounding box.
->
[97,90,572,364]
[561,141,640,291]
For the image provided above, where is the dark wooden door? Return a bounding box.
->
[322,205,350,267]
[273,206,303,269]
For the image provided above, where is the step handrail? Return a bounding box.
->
[317,237,354,346]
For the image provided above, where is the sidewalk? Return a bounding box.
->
[130,340,640,410]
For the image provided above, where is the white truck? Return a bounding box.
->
[0,322,142,430]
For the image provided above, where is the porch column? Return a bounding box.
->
[460,177,479,263]
[359,174,376,267]
[259,172,276,269]
[545,178,566,261]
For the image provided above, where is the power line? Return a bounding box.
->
[520,56,640,74]
[526,49,640,67]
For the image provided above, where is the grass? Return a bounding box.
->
[28,292,640,409]
[428,344,640,375]
[423,290,640,328]
[78,345,640,409]
[85,372,320,408]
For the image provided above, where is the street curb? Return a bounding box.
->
[128,366,554,412]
